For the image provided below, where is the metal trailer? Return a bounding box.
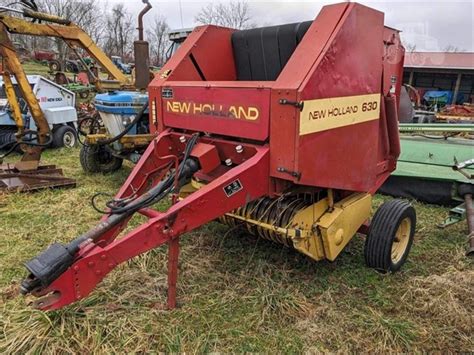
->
[21,3,412,311]
[0,75,78,149]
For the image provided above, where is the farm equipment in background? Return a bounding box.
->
[0,75,79,150]
[436,103,474,122]
[379,123,474,254]
[79,25,194,174]
[19,3,414,311]
[32,50,84,73]
[53,71,94,100]
[402,84,471,124]
[79,0,156,173]
[0,0,132,192]
[32,50,60,71]
[111,56,132,75]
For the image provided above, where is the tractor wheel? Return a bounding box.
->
[79,90,90,99]
[49,60,61,72]
[53,125,78,148]
[80,144,123,174]
[364,199,416,273]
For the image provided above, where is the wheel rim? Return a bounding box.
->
[63,131,76,148]
[97,147,114,165]
[391,217,411,263]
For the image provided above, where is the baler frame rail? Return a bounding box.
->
[21,131,270,310]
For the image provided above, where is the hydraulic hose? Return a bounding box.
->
[20,134,201,295]
[0,130,52,161]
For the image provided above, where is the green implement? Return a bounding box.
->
[380,124,473,205]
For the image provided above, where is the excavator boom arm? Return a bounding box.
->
[0,22,48,165]
[0,14,129,86]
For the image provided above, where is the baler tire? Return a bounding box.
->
[80,144,123,174]
[364,199,416,273]
[52,125,78,148]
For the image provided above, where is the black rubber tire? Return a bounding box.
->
[49,60,61,72]
[52,125,78,148]
[364,199,416,273]
[80,144,123,174]
[79,90,90,99]
[458,184,474,198]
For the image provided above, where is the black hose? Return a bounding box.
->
[0,131,52,160]
[93,133,200,216]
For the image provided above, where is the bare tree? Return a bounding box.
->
[443,45,466,52]
[195,0,253,30]
[147,16,171,67]
[34,0,102,61]
[404,43,417,53]
[102,3,134,60]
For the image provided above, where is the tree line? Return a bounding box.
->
[0,0,254,67]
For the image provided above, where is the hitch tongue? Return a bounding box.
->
[20,237,87,295]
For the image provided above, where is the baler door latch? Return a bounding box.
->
[279,99,304,111]
[277,167,301,180]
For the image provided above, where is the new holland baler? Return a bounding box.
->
[20,2,415,310]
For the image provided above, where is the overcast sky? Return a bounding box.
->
[111,0,473,52]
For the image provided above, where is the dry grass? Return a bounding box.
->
[0,147,473,353]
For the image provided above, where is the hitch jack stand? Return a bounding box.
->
[167,237,180,309]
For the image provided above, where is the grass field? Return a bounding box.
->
[1,60,472,353]
[21,61,53,77]
[0,147,472,353]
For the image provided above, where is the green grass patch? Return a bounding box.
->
[0,148,472,352]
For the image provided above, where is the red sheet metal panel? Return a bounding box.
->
[162,85,271,141]
[188,27,237,81]
[294,3,386,192]
[154,25,236,82]
[270,2,349,181]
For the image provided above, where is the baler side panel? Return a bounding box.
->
[295,4,385,192]
[189,27,237,81]
[269,2,349,180]
[149,25,238,134]
[161,85,271,141]
[154,25,237,82]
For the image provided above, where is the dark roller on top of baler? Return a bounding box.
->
[231,21,312,81]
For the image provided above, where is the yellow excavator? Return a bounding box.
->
[0,0,138,192]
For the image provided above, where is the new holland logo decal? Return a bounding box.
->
[299,93,381,135]
[166,101,260,121]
